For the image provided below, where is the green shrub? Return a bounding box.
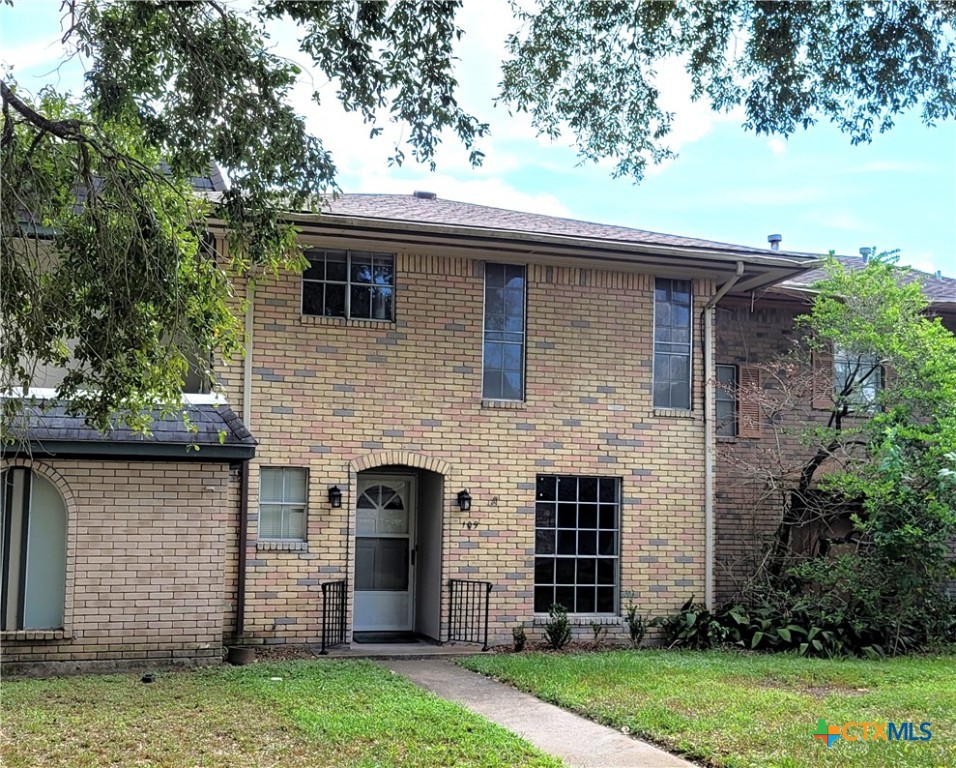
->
[544,603,572,650]
[512,624,527,652]
[623,602,646,648]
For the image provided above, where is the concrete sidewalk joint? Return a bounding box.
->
[380,658,696,768]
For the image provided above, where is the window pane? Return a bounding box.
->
[576,587,596,613]
[555,587,575,612]
[259,504,283,538]
[557,530,577,555]
[578,503,597,528]
[350,253,374,283]
[597,587,616,613]
[537,475,557,501]
[535,558,555,584]
[325,251,348,282]
[555,558,576,584]
[578,530,596,555]
[371,286,393,320]
[535,529,555,554]
[502,371,523,401]
[302,282,323,316]
[535,503,556,528]
[324,284,346,317]
[483,369,503,400]
[283,470,307,503]
[303,253,324,280]
[557,503,576,528]
[577,559,596,585]
[260,469,282,502]
[350,286,371,318]
[484,342,504,368]
[534,586,554,613]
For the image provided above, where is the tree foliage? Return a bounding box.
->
[723,256,956,654]
[2,0,955,430]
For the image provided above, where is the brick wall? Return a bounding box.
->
[1,459,236,674]
[714,296,811,602]
[221,248,713,646]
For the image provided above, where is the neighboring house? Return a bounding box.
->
[713,251,956,601]
[1,398,255,674]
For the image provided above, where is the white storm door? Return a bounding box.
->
[353,476,416,632]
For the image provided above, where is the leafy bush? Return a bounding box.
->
[623,602,646,648]
[512,624,526,652]
[652,592,956,658]
[544,603,572,650]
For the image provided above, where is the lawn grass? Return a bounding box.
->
[2,659,562,768]
[459,649,955,768]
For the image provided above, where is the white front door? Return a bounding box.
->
[353,475,416,632]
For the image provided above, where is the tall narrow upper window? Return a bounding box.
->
[1,468,67,631]
[483,263,526,400]
[715,364,738,437]
[259,468,308,541]
[654,278,692,409]
[302,249,395,320]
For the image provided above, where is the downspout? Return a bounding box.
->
[237,277,255,639]
[703,261,744,610]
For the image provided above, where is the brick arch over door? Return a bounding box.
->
[349,451,452,477]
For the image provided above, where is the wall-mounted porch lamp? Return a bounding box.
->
[327,485,343,508]
[457,489,472,512]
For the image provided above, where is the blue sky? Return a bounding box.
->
[3,0,954,274]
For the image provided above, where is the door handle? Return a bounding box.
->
[410,546,417,566]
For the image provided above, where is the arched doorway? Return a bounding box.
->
[352,464,445,640]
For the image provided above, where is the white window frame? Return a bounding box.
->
[258,467,308,542]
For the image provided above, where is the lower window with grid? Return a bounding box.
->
[534,475,620,614]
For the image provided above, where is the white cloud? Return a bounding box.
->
[808,210,868,232]
[768,138,787,155]
[847,160,935,174]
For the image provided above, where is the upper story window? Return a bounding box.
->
[834,347,883,410]
[715,364,737,437]
[302,249,395,321]
[654,278,692,409]
[259,467,308,541]
[483,263,526,401]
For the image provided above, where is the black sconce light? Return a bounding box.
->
[328,485,343,508]
[457,489,472,512]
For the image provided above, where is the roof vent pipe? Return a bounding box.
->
[767,234,782,251]
[413,190,437,200]
[936,270,943,280]
[860,247,873,262]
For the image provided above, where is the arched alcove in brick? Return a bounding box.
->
[349,450,452,477]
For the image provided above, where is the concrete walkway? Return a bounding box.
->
[381,659,696,768]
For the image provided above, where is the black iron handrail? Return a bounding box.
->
[319,579,347,655]
[447,578,493,650]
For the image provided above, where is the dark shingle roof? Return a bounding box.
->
[779,255,956,306]
[3,402,256,461]
[322,194,818,261]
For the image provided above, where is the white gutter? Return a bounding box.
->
[243,278,254,428]
[703,261,745,610]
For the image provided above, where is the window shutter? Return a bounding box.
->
[811,347,834,410]
[738,365,762,438]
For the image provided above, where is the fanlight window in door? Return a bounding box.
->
[355,484,409,592]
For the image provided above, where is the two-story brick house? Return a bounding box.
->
[213,193,815,651]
